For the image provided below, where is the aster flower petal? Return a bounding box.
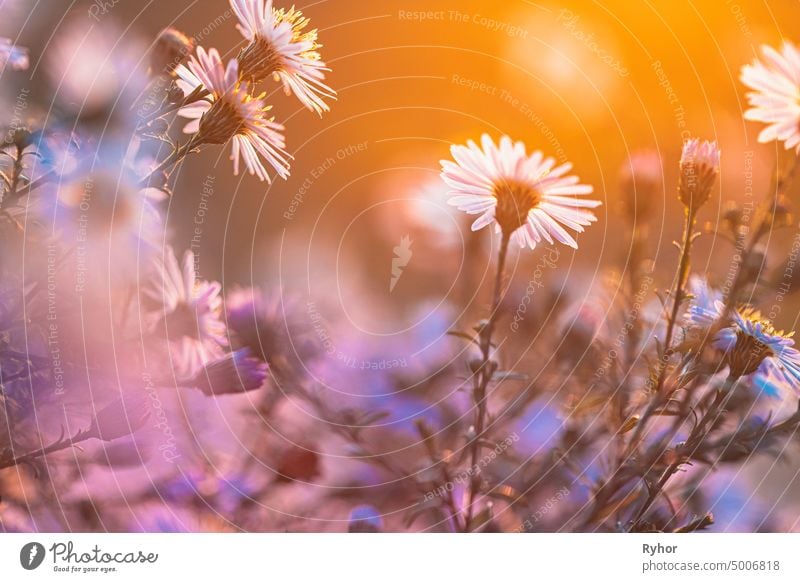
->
[440,134,600,250]
[740,41,800,152]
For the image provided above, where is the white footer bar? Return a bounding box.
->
[1,534,798,581]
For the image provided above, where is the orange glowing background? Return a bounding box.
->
[5,0,800,533]
[10,0,800,336]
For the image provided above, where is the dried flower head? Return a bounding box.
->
[231,0,336,114]
[175,47,291,181]
[740,41,800,151]
[440,134,600,249]
[678,139,720,210]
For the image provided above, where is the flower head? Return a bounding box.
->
[740,41,800,151]
[175,46,291,182]
[440,135,600,249]
[684,276,723,329]
[0,37,28,71]
[230,0,335,114]
[146,247,228,374]
[679,139,720,210]
[716,308,800,389]
[226,287,321,378]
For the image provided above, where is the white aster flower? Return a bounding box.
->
[440,134,601,249]
[175,46,291,182]
[716,308,800,391]
[146,247,227,374]
[230,0,335,114]
[740,41,800,151]
[684,276,723,328]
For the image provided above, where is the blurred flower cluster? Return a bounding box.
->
[2,0,800,534]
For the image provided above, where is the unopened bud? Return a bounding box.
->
[150,28,194,76]
[678,139,720,210]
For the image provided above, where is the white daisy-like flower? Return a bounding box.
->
[716,308,800,391]
[0,37,28,70]
[685,287,800,393]
[175,46,291,182]
[440,134,601,249]
[684,276,723,328]
[146,247,227,374]
[740,41,800,151]
[230,0,335,115]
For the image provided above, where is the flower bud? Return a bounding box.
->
[678,139,720,210]
[150,28,194,76]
